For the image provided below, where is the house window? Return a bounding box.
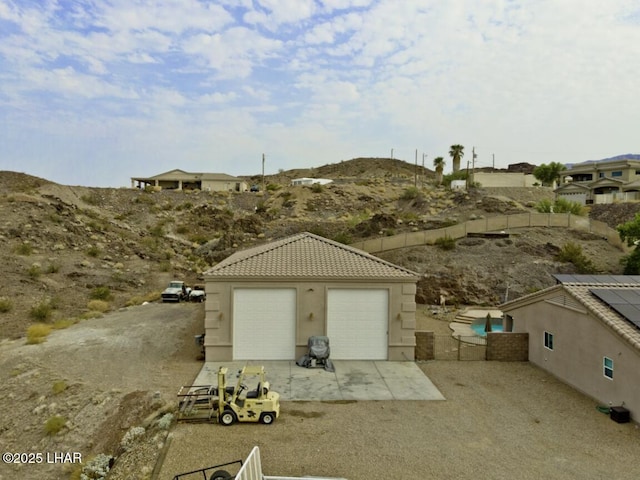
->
[611,171,622,177]
[603,357,613,379]
[544,331,554,350]
[598,172,605,178]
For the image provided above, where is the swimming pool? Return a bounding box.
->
[470,317,504,336]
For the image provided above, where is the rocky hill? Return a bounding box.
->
[0,160,631,339]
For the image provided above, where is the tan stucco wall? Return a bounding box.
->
[201,180,247,192]
[507,299,640,420]
[204,279,416,362]
[473,172,536,187]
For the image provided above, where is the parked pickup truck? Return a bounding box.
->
[161,280,190,303]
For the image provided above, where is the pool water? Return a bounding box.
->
[470,318,504,336]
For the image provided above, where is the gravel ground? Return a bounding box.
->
[158,360,640,480]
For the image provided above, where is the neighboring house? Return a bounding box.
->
[556,156,640,204]
[291,177,333,186]
[202,232,419,362]
[501,274,640,421]
[131,169,248,192]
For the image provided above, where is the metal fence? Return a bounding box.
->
[433,334,487,361]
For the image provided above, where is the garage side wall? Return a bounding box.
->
[203,279,416,361]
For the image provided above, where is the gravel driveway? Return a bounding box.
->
[158,361,640,480]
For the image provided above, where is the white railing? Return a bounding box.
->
[236,446,349,480]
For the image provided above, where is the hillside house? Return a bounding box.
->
[555,157,640,204]
[131,169,247,192]
[501,274,640,421]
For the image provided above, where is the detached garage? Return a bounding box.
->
[203,232,419,361]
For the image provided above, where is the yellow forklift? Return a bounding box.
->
[177,365,280,426]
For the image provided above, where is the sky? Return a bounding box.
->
[1,0,639,187]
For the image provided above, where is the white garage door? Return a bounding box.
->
[327,289,388,360]
[233,288,296,360]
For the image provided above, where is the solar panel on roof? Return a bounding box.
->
[590,288,640,329]
[590,289,626,304]
[606,304,640,329]
[555,274,640,285]
[617,289,640,304]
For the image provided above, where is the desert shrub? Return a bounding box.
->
[80,311,104,320]
[161,202,173,211]
[384,229,396,236]
[556,242,597,273]
[90,286,112,300]
[87,300,109,312]
[536,198,584,215]
[79,453,113,480]
[125,291,162,306]
[188,233,209,245]
[30,301,53,322]
[46,262,60,274]
[149,222,165,237]
[86,245,101,257]
[159,260,171,272]
[27,263,42,278]
[266,183,281,191]
[44,415,66,435]
[400,186,420,200]
[176,225,189,234]
[157,413,174,430]
[52,380,67,395]
[26,323,52,344]
[125,292,162,307]
[332,232,352,244]
[310,183,324,193]
[435,235,456,250]
[0,298,12,313]
[81,192,101,206]
[120,426,146,451]
[15,242,33,255]
[53,318,76,329]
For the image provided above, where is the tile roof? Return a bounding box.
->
[204,232,420,280]
[502,278,640,353]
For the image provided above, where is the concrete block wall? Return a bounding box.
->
[486,332,529,361]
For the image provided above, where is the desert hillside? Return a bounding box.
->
[0,159,635,339]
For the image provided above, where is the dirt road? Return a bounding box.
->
[0,302,204,480]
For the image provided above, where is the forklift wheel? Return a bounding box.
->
[260,412,275,425]
[219,410,236,426]
[210,470,231,480]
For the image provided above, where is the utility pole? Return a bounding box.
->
[492,153,495,170]
[262,153,265,192]
[414,149,418,187]
[466,160,470,189]
[472,146,476,185]
[391,148,394,160]
[422,153,426,188]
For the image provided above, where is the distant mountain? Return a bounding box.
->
[566,153,640,168]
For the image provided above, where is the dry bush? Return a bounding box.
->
[26,323,52,344]
[87,300,109,312]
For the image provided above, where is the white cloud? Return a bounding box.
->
[0,1,639,186]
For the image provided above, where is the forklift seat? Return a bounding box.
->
[246,382,261,399]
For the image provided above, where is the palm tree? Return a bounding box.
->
[449,144,464,173]
[433,156,445,185]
